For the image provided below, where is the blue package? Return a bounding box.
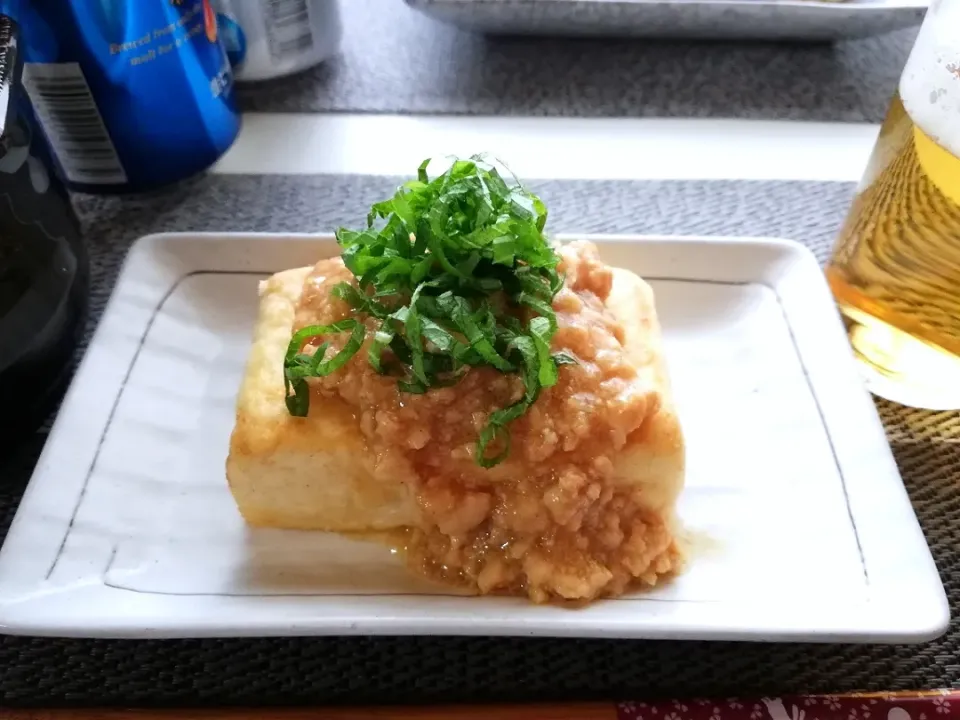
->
[1,0,241,192]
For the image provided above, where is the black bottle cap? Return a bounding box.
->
[0,15,19,141]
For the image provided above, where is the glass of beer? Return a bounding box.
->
[826,0,960,410]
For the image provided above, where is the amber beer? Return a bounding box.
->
[826,0,960,409]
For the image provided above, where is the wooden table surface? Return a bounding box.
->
[0,706,616,720]
[7,691,960,720]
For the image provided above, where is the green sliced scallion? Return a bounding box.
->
[284,155,575,467]
[283,320,364,415]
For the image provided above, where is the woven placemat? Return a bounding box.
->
[1,175,958,706]
[236,0,916,122]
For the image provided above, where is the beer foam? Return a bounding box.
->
[899,0,960,158]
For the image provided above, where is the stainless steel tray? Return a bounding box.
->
[405,0,927,40]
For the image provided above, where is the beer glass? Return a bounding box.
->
[826,0,960,410]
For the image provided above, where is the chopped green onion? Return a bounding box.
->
[283,320,364,416]
[285,155,576,467]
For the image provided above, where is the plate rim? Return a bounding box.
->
[409,0,928,10]
[402,0,927,40]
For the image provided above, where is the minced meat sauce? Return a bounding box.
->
[293,240,682,602]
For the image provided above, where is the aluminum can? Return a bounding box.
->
[213,0,341,82]
[2,0,241,193]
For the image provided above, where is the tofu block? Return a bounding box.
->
[226,250,685,601]
[226,267,420,531]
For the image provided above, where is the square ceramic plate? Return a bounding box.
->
[0,233,947,641]
[404,0,927,41]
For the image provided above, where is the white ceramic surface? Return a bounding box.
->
[0,233,947,641]
[214,114,878,182]
[404,0,927,41]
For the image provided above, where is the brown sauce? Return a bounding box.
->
[293,241,683,602]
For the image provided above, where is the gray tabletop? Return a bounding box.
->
[238,0,918,122]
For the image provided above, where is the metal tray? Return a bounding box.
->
[405,0,927,41]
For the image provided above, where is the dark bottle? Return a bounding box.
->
[0,15,88,452]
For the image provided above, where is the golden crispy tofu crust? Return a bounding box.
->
[226,267,419,531]
[227,264,683,529]
[226,256,685,600]
[606,267,684,515]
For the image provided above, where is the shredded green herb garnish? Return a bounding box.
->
[283,155,572,467]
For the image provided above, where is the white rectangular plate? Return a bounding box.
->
[0,233,947,641]
[405,0,927,41]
